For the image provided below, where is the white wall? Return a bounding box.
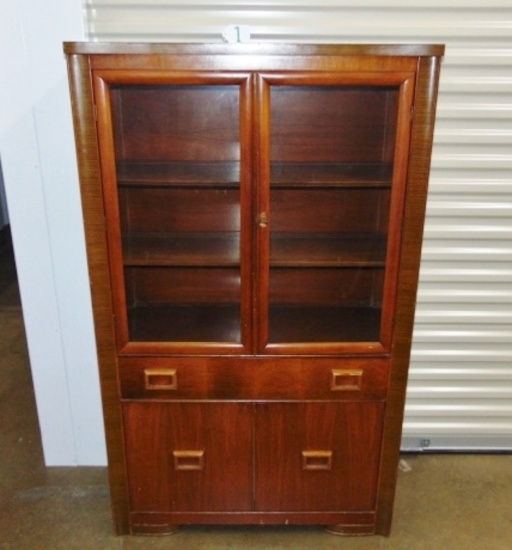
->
[0,0,106,465]
[0,165,9,228]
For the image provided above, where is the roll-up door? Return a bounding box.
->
[84,0,512,451]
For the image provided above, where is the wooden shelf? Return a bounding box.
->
[127,304,381,344]
[123,232,386,267]
[269,305,381,343]
[116,161,392,189]
[271,233,387,267]
[117,160,240,187]
[271,163,393,188]
[123,232,239,266]
[128,304,241,343]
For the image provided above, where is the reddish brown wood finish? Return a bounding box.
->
[255,402,384,511]
[114,86,240,161]
[270,86,398,163]
[123,402,254,512]
[64,42,443,537]
[66,53,131,535]
[118,356,390,401]
[374,54,444,536]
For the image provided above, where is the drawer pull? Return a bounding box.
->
[302,450,333,471]
[144,368,177,391]
[173,450,205,471]
[331,369,363,391]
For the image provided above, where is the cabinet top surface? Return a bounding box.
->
[63,42,444,58]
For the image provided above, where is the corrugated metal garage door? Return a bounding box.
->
[84,0,512,451]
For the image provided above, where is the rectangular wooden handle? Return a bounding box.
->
[144,368,177,391]
[173,450,205,471]
[331,369,363,391]
[302,450,333,471]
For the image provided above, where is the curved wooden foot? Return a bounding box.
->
[325,524,374,536]
[131,523,180,536]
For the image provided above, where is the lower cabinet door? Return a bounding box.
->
[255,402,384,512]
[123,402,254,512]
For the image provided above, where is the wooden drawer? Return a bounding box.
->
[118,357,389,401]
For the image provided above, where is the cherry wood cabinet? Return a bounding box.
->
[64,42,443,536]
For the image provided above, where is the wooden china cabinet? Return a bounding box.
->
[64,42,443,536]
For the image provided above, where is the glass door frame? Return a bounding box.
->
[92,70,254,355]
[254,71,416,356]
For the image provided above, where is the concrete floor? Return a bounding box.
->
[0,241,511,549]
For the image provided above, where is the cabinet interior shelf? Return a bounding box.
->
[123,232,387,267]
[117,161,240,187]
[123,232,240,267]
[271,162,393,188]
[129,304,241,343]
[269,305,381,343]
[272,234,387,267]
[116,160,393,188]
[128,304,381,343]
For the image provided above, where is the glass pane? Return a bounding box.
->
[111,85,242,343]
[268,85,398,344]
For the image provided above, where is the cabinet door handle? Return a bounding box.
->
[331,369,363,391]
[173,450,205,471]
[302,450,333,471]
[144,368,177,391]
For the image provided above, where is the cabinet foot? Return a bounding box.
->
[131,524,180,536]
[325,524,374,536]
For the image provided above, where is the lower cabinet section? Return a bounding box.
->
[122,400,384,531]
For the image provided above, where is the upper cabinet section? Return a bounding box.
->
[65,43,443,356]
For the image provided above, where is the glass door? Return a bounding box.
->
[94,74,253,353]
[257,74,415,354]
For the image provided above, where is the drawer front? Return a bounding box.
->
[119,357,389,401]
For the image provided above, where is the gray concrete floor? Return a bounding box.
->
[0,242,511,549]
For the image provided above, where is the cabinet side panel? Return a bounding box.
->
[375,55,443,535]
[66,53,130,535]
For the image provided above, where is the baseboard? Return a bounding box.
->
[401,435,512,453]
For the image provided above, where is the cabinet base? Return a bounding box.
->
[129,521,377,537]
[129,511,380,536]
